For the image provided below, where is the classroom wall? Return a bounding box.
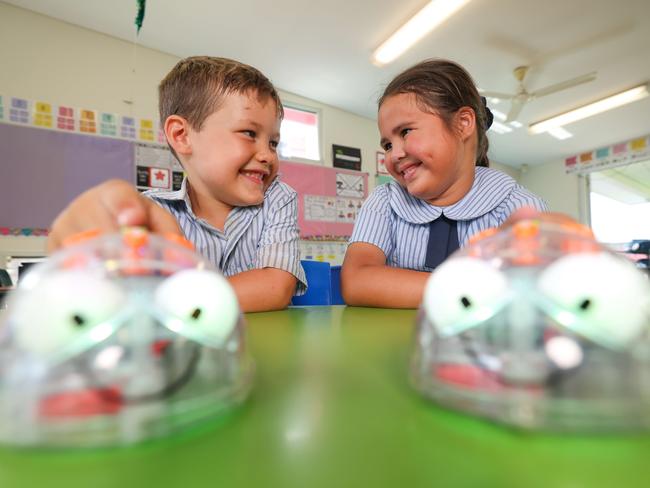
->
[0,2,381,175]
[0,2,541,264]
[0,2,382,261]
[519,159,583,221]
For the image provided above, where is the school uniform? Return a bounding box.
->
[145,176,307,294]
[349,166,548,271]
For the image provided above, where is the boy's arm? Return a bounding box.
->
[227,268,297,312]
[341,242,430,308]
[48,179,182,252]
[228,183,304,312]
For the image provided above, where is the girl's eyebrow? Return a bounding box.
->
[380,121,415,145]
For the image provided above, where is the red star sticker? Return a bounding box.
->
[155,170,166,181]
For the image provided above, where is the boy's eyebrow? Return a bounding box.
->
[240,119,280,139]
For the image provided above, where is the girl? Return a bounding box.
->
[341,59,547,308]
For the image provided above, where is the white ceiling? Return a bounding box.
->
[6,0,650,167]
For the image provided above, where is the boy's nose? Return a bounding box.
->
[255,146,274,164]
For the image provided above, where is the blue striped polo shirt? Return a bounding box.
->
[349,166,548,271]
[144,176,307,294]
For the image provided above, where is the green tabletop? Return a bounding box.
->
[1,306,648,488]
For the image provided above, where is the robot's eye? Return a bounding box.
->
[423,257,509,336]
[154,270,239,346]
[537,253,650,348]
[11,271,126,358]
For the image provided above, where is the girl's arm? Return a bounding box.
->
[341,242,430,308]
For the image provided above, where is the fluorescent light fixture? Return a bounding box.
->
[546,127,573,140]
[509,120,523,128]
[490,121,513,134]
[372,0,473,66]
[489,97,501,105]
[529,84,649,134]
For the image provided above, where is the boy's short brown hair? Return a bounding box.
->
[159,56,283,130]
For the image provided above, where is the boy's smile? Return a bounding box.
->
[378,93,476,207]
[177,91,281,227]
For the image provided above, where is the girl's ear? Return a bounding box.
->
[454,107,476,142]
[165,115,193,156]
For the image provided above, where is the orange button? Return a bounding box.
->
[122,227,149,249]
[513,220,540,240]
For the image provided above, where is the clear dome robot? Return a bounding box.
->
[412,218,650,431]
[0,228,252,447]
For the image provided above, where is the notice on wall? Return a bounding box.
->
[336,172,365,198]
[332,144,361,171]
[304,195,363,224]
[134,142,184,191]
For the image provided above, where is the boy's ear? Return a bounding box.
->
[454,107,476,142]
[164,115,193,156]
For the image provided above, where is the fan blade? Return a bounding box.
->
[479,91,515,100]
[531,72,597,98]
[506,97,525,122]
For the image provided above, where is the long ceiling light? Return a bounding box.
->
[529,84,649,134]
[372,0,473,66]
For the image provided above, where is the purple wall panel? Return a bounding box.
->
[0,124,133,228]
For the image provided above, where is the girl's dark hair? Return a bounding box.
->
[379,59,491,167]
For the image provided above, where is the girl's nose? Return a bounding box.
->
[390,143,406,163]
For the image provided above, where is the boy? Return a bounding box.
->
[48,56,306,312]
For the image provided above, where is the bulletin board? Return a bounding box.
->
[0,123,133,229]
[279,160,368,238]
[0,119,368,239]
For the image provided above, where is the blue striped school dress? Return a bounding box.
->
[349,166,548,271]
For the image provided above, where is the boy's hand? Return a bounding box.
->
[48,179,182,253]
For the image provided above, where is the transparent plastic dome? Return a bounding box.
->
[412,219,650,432]
[0,228,253,448]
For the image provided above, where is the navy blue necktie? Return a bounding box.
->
[425,214,459,269]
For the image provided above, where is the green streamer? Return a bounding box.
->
[135,0,146,34]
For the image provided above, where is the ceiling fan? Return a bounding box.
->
[481,66,597,122]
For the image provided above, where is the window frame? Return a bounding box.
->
[278,101,323,164]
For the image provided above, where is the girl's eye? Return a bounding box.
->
[154,270,239,346]
[400,128,412,137]
[423,257,509,336]
[382,142,392,152]
[243,130,256,138]
[11,271,126,357]
[537,253,650,348]
[270,140,279,150]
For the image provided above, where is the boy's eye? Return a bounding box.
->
[382,142,392,152]
[154,269,239,346]
[242,130,256,138]
[400,128,412,137]
[270,140,279,150]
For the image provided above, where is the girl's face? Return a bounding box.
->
[378,93,476,206]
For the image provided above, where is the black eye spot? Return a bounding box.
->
[460,296,472,308]
[72,314,86,327]
[190,308,202,320]
[579,299,592,311]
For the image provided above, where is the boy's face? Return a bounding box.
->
[182,91,281,208]
[378,93,475,207]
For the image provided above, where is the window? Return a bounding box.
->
[278,105,321,162]
[589,160,650,243]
